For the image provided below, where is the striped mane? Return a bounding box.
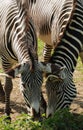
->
[16,0,29,28]
[58,0,77,44]
[52,0,76,46]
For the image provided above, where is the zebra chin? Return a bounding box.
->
[46,106,54,118]
[31,101,40,114]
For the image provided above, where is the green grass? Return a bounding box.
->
[0,109,83,130]
[76,57,83,73]
[38,39,44,56]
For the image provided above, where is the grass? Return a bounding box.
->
[0,39,83,129]
[0,109,83,130]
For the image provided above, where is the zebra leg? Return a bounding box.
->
[43,44,53,79]
[43,43,52,63]
[0,80,5,102]
[4,77,13,120]
[40,93,47,115]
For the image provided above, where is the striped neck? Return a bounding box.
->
[50,0,83,72]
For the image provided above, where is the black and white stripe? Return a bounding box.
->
[23,0,83,63]
[46,0,83,117]
[23,0,75,63]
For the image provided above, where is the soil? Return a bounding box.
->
[0,62,83,121]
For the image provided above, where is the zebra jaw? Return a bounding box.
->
[38,62,52,73]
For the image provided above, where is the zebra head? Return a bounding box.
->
[5,61,43,114]
[4,61,64,115]
[46,66,77,118]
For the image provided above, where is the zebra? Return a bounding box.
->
[20,0,78,114]
[45,0,83,117]
[21,0,83,64]
[0,0,59,120]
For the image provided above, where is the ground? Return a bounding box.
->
[0,61,83,121]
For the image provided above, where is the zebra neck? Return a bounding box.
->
[50,0,83,72]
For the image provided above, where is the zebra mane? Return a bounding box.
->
[17,0,38,70]
[16,0,30,33]
[52,0,76,46]
[58,0,77,43]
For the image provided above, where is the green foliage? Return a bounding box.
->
[42,109,83,130]
[38,39,44,56]
[0,109,83,130]
[77,57,83,71]
[0,114,41,130]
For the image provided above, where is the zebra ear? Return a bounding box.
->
[38,62,66,81]
[38,62,52,73]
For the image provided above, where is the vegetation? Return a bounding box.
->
[0,109,83,130]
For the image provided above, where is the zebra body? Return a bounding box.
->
[0,0,52,120]
[45,0,83,117]
[22,0,74,62]
[22,0,83,63]
[29,0,73,43]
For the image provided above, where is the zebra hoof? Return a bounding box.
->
[3,116,11,124]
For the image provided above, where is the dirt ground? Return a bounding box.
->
[0,62,83,121]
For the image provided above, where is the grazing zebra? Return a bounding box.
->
[21,0,83,115]
[45,0,83,117]
[0,0,58,120]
